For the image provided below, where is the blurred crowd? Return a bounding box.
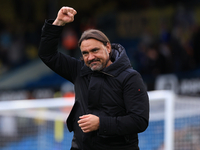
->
[0,20,41,75]
[0,2,200,78]
[0,0,43,75]
[132,5,200,76]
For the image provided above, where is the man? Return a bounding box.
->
[39,6,149,150]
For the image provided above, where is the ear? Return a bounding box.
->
[106,43,111,53]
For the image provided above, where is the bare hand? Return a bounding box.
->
[78,114,100,133]
[53,6,77,26]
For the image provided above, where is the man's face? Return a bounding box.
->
[80,39,112,71]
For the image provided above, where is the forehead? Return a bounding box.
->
[80,39,104,51]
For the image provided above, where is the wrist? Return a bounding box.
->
[52,19,66,26]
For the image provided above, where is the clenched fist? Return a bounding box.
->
[78,114,100,133]
[53,6,77,26]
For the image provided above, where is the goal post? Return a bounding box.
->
[147,90,175,150]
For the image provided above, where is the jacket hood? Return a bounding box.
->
[80,43,132,77]
[102,43,131,76]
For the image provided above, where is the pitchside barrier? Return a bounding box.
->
[0,90,200,150]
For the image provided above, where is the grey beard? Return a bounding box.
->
[90,63,103,71]
[90,58,110,71]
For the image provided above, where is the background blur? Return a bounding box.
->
[1,1,200,150]
[0,0,200,99]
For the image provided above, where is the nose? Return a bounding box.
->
[88,53,95,61]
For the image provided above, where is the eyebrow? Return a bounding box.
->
[81,47,100,54]
[90,47,100,52]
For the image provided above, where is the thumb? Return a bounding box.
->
[67,12,74,17]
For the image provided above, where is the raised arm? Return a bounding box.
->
[38,6,79,83]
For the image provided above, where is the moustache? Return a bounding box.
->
[88,59,100,65]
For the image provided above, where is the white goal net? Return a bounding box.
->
[139,90,200,150]
[0,97,74,150]
[0,90,200,150]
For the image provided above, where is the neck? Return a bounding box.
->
[105,60,112,68]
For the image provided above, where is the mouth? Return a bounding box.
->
[87,59,102,71]
[88,59,100,65]
[90,61,98,65]
[89,62,99,68]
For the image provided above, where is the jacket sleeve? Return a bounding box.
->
[38,20,80,83]
[98,71,149,136]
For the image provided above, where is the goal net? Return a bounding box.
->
[0,90,200,150]
[0,97,74,150]
[139,90,200,150]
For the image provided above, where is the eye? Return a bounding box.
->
[91,48,99,53]
[82,51,88,56]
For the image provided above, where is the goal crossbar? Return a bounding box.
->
[0,97,75,111]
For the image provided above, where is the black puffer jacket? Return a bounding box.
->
[39,20,149,150]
